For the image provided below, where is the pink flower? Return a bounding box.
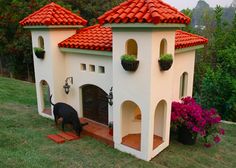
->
[214,117,221,123]
[219,128,225,135]
[171,97,224,147]
[214,135,221,143]
[204,143,212,148]
[193,126,200,133]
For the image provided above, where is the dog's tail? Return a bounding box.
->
[81,122,88,127]
[50,95,55,106]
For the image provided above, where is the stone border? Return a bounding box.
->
[221,120,236,125]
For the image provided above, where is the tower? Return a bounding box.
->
[20,3,87,118]
[98,0,191,161]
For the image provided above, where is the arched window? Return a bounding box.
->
[179,72,188,98]
[38,36,44,49]
[160,39,167,57]
[126,39,138,57]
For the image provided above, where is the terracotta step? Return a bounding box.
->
[64,132,80,140]
[80,118,114,147]
[47,134,65,144]
[57,132,77,141]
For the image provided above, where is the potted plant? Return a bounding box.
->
[34,47,45,59]
[121,54,139,72]
[171,97,225,146]
[158,53,173,71]
[108,121,113,136]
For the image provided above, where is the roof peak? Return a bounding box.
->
[98,0,190,25]
[20,2,87,26]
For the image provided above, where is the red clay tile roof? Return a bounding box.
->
[58,25,208,51]
[58,25,112,51]
[175,30,208,49]
[98,0,191,25]
[19,2,87,26]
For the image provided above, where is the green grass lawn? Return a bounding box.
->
[0,76,236,168]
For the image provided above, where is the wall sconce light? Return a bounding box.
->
[63,77,73,94]
[107,87,113,106]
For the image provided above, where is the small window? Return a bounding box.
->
[179,72,188,98]
[89,65,95,72]
[160,39,167,57]
[38,36,44,49]
[126,39,138,57]
[80,64,86,71]
[98,66,105,73]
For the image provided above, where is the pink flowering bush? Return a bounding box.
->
[171,97,225,147]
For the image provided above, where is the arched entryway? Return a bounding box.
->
[40,80,51,116]
[153,100,166,150]
[81,85,108,125]
[121,100,142,151]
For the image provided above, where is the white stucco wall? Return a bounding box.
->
[112,30,152,155]
[172,50,196,100]
[63,52,113,121]
[149,30,176,160]
[112,29,177,161]
[31,28,76,118]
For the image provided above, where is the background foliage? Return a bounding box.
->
[0,0,235,121]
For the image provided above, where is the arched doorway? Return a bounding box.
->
[153,100,166,150]
[40,80,51,116]
[121,100,142,151]
[81,85,108,125]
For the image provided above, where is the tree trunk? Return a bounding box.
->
[10,72,14,78]
[0,55,3,75]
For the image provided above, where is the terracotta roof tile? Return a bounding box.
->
[175,30,208,49]
[98,0,190,25]
[19,2,87,26]
[58,25,208,52]
[58,25,112,51]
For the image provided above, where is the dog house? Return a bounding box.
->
[20,0,208,161]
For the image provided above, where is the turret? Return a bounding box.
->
[98,0,190,161]
[20,2,87,118]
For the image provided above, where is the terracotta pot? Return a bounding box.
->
[158,60,173,71]
[109,128,113,136]
[121,60,139,72]
[178,126,197,145]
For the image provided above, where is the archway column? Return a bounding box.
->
[141,104,154,160]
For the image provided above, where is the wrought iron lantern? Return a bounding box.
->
[63,77,73,94]
[107,87,113,106]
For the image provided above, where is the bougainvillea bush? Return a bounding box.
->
[171,97,225,147]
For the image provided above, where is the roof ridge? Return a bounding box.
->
[76,24,101,33]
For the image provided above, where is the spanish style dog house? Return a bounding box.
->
[20,0,208,161]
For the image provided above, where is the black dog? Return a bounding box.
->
[50,95,88,136]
